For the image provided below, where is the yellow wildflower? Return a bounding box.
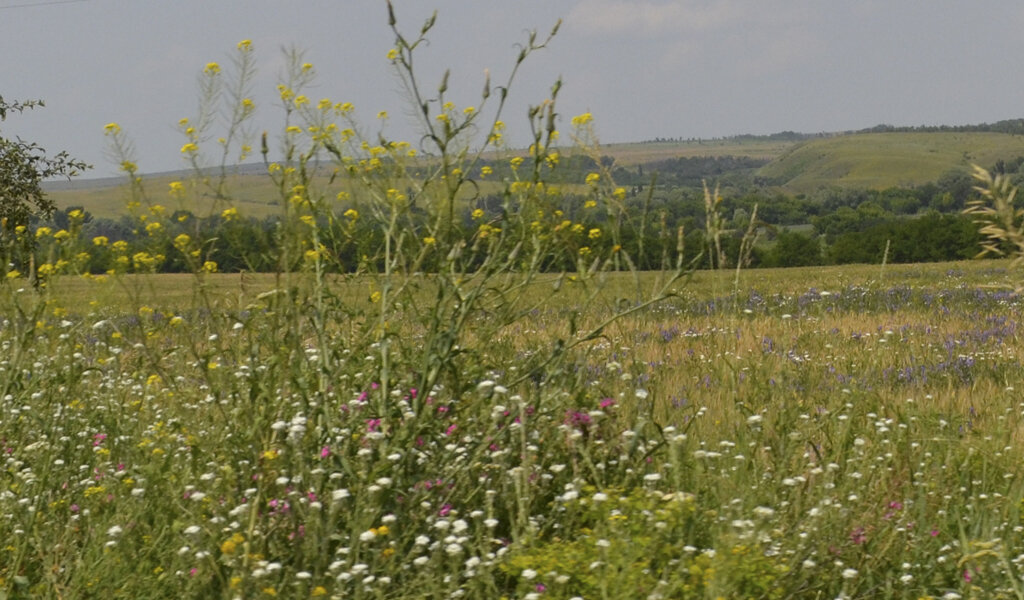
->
[571,112,594,126]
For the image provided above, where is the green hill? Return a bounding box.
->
[757,131,1024,193]
[44,130,1024,218]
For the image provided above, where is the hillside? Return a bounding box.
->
[756,131,1024,193]
[43,129,1024,217]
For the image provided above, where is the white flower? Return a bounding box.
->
[331,489,350,501]
[107,525,123,537]
[841,568,858,579]
[359,529,376,542]
[521,569,538,580]
[753,506,775,518]
[183,525,201,535]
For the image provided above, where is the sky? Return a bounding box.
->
[3,0,1024,178]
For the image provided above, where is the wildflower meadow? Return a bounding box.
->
[3,6,1024,599]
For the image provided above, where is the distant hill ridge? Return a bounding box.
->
[638,117,1024,145]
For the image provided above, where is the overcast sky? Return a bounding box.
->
[3,0,1024,178]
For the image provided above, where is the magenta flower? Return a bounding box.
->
[850,527,866,545]
[564,410,592,429]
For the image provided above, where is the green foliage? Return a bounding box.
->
[502,486,791,599]
[763,230,823,267]
[0,96,88,229]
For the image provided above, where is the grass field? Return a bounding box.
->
[3,258,1024,598]
[759,131,1024,193]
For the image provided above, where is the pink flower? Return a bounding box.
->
[599,398,616,409]
[439,503,452,517]
[850,527,866,545]
[445,423,457,436]
[320,446,330,458]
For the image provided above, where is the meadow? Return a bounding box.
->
[6,10,1024,599]
[2,260,1024,599]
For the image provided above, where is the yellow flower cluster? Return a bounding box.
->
[571,112,594,127]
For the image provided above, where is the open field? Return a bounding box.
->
[3,259,1024,598]
[759,131,1024,193]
